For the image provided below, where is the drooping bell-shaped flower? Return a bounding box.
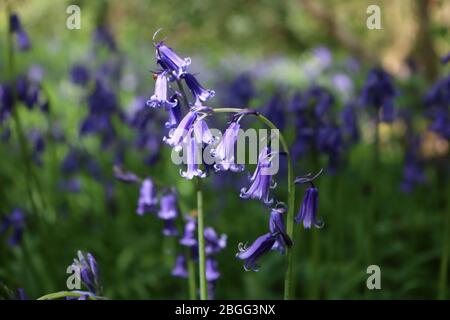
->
[205,258,220,282]
[147,72,177,109]
[9,13,31,52]
[269,206,292,254]
[193,118,215,145]
[236,233,276,271]
[171,255,188,278]
[158,192,179,220]
[136,178,158,215]
[240,147,276,206]
[204,227,227,255]
[163,107,204,151]
[71,251,101,295]
[181,73,215,104]
[295,170,324,229]
[155,41,191,79]
[180,217,197,247]
[180,132,207,180]
[212,121,244,172]
[162,218,179,237]
[165,95,182,129]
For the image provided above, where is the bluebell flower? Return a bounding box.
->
[180,217,197,247]
[263,92,286,130]
[181,73,215,105]
[71,251,101,295]
[206,258,220,282]
[212,121,244,172]
[171,255,188,278]
[359,67,397,122]
[0,84,13,122]
[158,191,179,220]
[294,170,324,229]
[340,102,359,143]
[59,178,82,193]
[236,232,276,271]
[240,147,276,206]
[61,147,83,174]
[93,26,117,52]
[222,73,255,107]
[9,13,31,52]
[165,95,182,129]
[136,178,158,215]
[269,206,292,254]
[180,131,207,180]
[441,52,450,65]
[0,208,25,246]
[162,218,179,237]
[70,64,90,86]
[29,129,45,166]
[423,75,450,140]
[163,106,208,151]
[193,118,215,145]
[204,227,227,255]
[9,13,22,33]
[155,41,191,79]
[147,72,177,109]
[400,137,426,192]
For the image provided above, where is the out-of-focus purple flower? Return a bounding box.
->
[240,147,276,206]
[441,52,450,65]
[269,206,292,254]
[206,258,220,281]
[147,72,177,109]
[222,73,255,107]
[59,178,82,193]
[400,137,426,192]
[29,129,45,166]
[332,73,353,98]
[0,84,13,122]
[263,92,285,130]
[181,73,215,105]
[204,227,227,255]
[16,75,41,109]
[313,46,332,68]
[236,232,276,271]
[340,102,359,143]
[180,217,197,247]
[17,288,28,300]
[113,165,140,184]
[158,191,179,220]
[0,208,25,246]
[93,26,117,52]
[155,41,191,79]
[359,67,397,122]
[423,74,450,140]
[180,132,207,180]
[71,251,100,294]
[171,255,188,278]
[162,219,179,237]
[61,147,83,174]
[70,64,90,86]
[136,178,158,215]
[212,121,243,172]
[9,13,31,51]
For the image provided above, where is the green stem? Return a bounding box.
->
[186,247,197,300]
[211,108,296,299]
[37,291,106,300]
[438,170,449,299]
[196,177,207,300]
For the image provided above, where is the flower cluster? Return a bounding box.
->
[423,72,450,140]
[9,13,31,51]
[70,251,101,296]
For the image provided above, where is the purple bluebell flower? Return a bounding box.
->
[236,232,276,271]
[193,118,215,145]
[212,121,244,172]
[17,288,28,300]
[400,137,426,192]
[70,64,90,86]
[222,73,255,107]
[155,41,191,79]
[294,170,324,229]
[165,95,182,129]
[313,46,332,68]
[359,67,397,122]
[93,26,117,52]
[206,258,220,281]
[147,72,177,109]
[172,255,188,278]
[269,206,292,254]
[158,192,179,220]
[162,218,179,237]
[61,147,83,174]
[136,178,158,215]
[180,132,207,180]
[181,73,215,104]
[263,92,286,130]
[59,178,82,193]
[332,73,353,98]
[113,165,140,184]
[441,52,450,65]
[71,251,101,294]
[0,84,13,122]
[180,217,197,247]
[163,107,206,151]
[0,208,25,246]
[423,74,450,140]
[9,13,22,33]
[29,129,45,166]
[9,13,31,51]
[240,147,276,205]
[204,227,227,255]
[340,102,359,143]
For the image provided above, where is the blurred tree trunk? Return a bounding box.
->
[411,0,439,81]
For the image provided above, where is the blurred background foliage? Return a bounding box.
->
[0,0,449,299]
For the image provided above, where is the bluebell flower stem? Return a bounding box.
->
[37,291,106,300]
[438,172,449,299]
[211,108,296,299]
[196,177,208,300]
